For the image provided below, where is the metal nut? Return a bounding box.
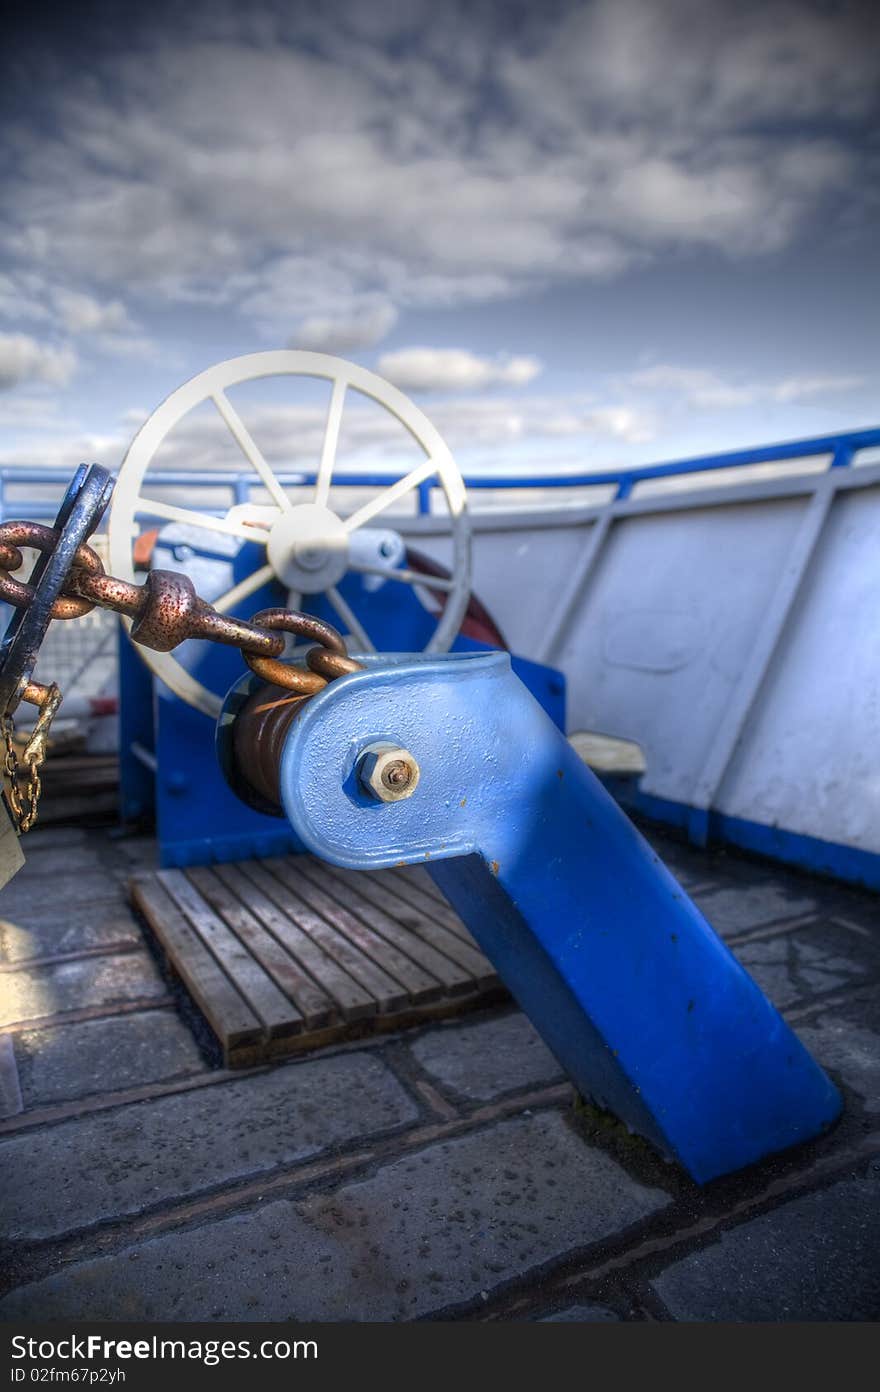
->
[358,742,420,803]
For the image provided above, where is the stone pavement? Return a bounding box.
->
[0,824,877,1321]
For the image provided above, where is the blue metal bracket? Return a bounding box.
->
[255,649,841,1183]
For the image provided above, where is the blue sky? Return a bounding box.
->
[0,0,877,479]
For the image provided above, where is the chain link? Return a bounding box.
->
[0,518,364,831]
[1,683,63,832]
[0,519,362,696]
[4,716,39,832]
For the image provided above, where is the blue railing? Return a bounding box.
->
[1,426,878,521]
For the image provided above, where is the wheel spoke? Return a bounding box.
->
[210,563,275,615]
[349,560,455,592]
[342,458,437,533]
[134,498,262,541]
[326,586,376,652]
[315,377,346,508]
[211,389,292,513]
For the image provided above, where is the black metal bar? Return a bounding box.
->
[0,465,114,717]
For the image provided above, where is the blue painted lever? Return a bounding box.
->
[228,650,842,1183]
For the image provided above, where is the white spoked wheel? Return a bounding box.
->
[108,351,471,717]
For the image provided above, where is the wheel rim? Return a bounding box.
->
[108,351,472,717]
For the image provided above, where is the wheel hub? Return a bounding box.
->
[266,504,349,594]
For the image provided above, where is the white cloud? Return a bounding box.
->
[54,289,132,336]
[290,300,398,354]
[580,406,656,445]
[377,348,542,393]
[772,374,866,404]
[0,0,873,337]
[0,395,66,431]
[0,334,77,391]
[0,385,655,473]
[626,362,867,412]
[629,366,758,409]
[0,271,158,370]
[0,272,52,327]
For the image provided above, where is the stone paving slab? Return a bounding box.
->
[649,841,789,895]
[409,1011,563,1103]
[0,1110,670,1320]
[797,995,880,1116]
[0,900,143,965]
[733,921,876,1010]
[0,869,126,921]
[539,1303,619,1322]
[1,821,877,1323]
[642,837,714,886]
[14,1009,207,1107]
[0,951,166,1029]
[691,881,820,937]
[11,843,106,880]
[652,1169,880,1320]
[0,1036,22,1118]
[0,1051,418,1242]
[16,828,89,852]
[105,838,158,878]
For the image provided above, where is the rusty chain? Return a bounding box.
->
[0,519,363,829]
[2,683,63,832]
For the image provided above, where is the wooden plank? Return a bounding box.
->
[291,860,443,1005]
[207,864,339,1030]
[156,870,298,1041]
[377,866,477,945]
[229,862,376,1021]
[301,858,476,997]
[393,862,449,907]
[326,863,499,988]
[186,867,330,1032]
[212,863,349,1024]
[131,876,261,1061]
[259,859,411,1013]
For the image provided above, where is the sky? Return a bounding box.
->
[0,0,878,483]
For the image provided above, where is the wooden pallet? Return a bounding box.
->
[130,856,505,1066]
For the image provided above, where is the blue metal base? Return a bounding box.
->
[155,688,304,867]
[117,626,156,824]
[118,632,302,865]
[263,650,842,1184]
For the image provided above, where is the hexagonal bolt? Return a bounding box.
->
[357,742,420,803]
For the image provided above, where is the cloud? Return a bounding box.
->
[628,365,757,409]
[290,300,398,354]
[0,272,52,327]
[772,374,866,404]
[0,0,874,339]
[53,289,132,335]
[0,270,158,370]
[377,348,542,393]
[0,384,655,474]
[0,394,66,430]
[0,333,77,391]
[627,363,866,411]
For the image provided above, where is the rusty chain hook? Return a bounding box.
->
[0,520,363,701]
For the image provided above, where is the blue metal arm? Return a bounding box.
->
[243,650,841,1184]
